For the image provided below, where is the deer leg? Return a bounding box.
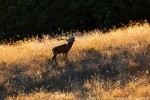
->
[52,54,57,62]
[66,52,68,57]
[65,52,68,59]
[63,53,65,57]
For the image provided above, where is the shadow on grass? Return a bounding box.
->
[1,44,150,99]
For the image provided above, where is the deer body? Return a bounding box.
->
[52,37,75,61]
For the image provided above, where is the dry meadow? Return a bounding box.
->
[0,21,150,99]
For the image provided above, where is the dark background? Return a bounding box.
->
[0,0,150,41]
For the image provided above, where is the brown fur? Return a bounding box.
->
[52,37,75,61]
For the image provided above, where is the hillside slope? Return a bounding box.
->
[0,22,150,99]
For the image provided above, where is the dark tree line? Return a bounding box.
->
[0,0,150,41]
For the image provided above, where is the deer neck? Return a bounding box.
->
[67,42,74,49]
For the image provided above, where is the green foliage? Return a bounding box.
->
[0,0,150,41]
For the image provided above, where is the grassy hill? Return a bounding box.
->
[0,21,150,99]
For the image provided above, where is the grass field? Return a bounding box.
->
[0,21,150,99]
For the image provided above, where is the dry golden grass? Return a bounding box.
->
[0,21,150,99]
[0,21,149,64]
[7,92,75,100]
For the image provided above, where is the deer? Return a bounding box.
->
[52,37,75,62]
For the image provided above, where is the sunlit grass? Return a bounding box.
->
[7,92,75,100]
[0,21,150,99]
[0,21,149,64]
